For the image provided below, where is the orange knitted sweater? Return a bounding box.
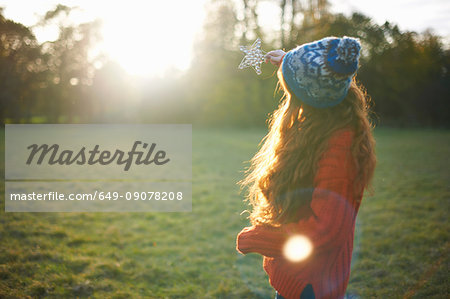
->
[236,129,364,299]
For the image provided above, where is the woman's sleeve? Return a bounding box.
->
[236,130,357,257]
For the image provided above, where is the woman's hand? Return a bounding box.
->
[265,50,286,67]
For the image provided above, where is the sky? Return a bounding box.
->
[1,0,449,77]
[330,0,450,38]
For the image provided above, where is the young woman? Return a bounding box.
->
[236,36,376,299]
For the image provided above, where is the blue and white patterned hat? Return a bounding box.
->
[281,36,361,108]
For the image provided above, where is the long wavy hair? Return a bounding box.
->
[239,67,377,226]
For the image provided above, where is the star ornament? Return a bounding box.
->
[238,38,266,75]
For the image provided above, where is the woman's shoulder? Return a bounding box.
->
[327,126,355,147]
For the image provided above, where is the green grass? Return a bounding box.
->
[1,127,449,298]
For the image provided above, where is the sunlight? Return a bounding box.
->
[283,235,313,262]
[101,1,205,77]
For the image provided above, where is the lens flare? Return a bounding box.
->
[283,235,313,262]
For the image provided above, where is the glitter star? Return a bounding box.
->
[238,38,266,75]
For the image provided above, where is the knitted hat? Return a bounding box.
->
[281,36,361,108]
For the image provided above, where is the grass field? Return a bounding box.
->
[1,127,449,298]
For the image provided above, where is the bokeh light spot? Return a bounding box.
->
[70,78,79,86]
[283,235,312,262]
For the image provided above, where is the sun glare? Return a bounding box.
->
[283,235,313,262]
[101,1,205,77]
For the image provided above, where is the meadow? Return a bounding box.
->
[0,127,449,298]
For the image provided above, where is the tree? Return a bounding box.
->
[35,5,102,122]
[0,8,42,123]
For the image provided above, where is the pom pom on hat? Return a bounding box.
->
[326,37,361,75]
[281,36,361,108]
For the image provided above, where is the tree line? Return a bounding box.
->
[1,1,449,127]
